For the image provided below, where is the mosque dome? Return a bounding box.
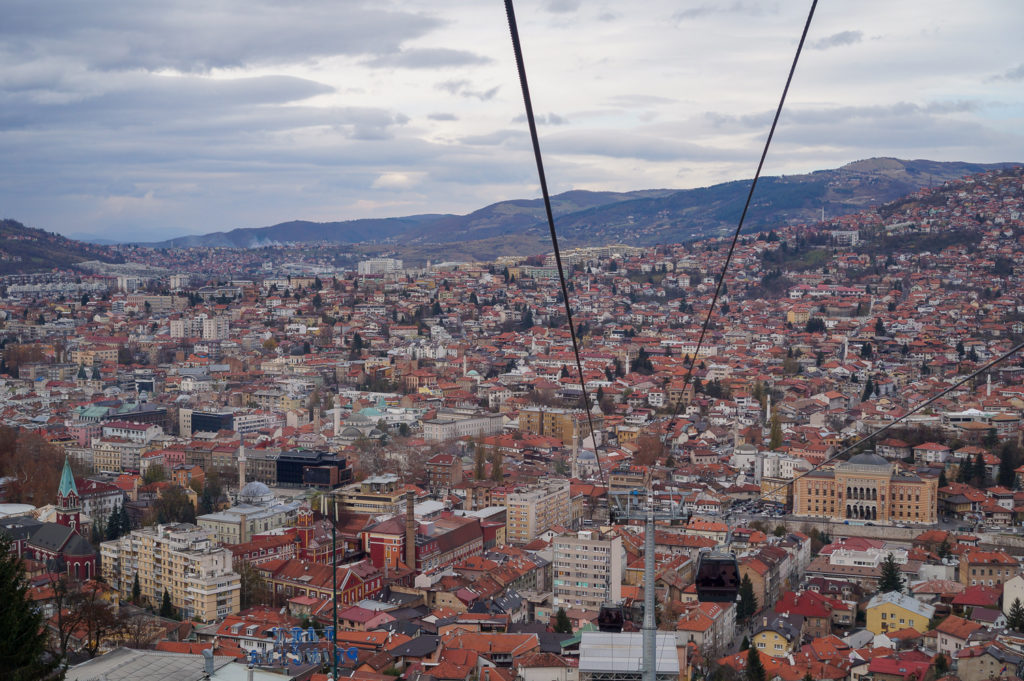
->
[239,481,274,505]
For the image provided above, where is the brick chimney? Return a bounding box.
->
[405,491,416,570]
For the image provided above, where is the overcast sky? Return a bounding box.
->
[2,0,1022,242]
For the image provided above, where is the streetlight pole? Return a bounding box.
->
[322,493,338,680]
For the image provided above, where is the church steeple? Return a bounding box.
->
[56,457,82,534]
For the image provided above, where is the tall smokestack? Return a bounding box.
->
[405,491,416,571]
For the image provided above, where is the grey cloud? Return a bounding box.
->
[673,2,778,22]
[546,0,581,12]
[605,94,677,108]
[428,112,458,121]
[994,63,1024,81]
[543,131,749,162]
[459,130,526,147]
[512,113,569,125]
[809,30,864,51]
[436,80,500,101]
[0,74,337,130]
[0,1,442,72]
[365,48,493,70]
[703,101,983,133]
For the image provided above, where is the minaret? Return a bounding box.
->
[462,354,468,377]
[571,421,579,479]
[987,373,992,398]
[55,457,82,535]
[238,442,247,492]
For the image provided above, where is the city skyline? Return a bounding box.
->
[2,0,1022,242]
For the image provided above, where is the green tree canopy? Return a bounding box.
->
[553,607,573,633]
[0,534,61,680]
[878,552,903,593]
[745,645,767,681]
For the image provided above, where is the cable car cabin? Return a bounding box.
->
[695,551,740,603]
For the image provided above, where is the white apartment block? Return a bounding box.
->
[101,523,240,623]
[357,258,403,275]
[505,480,572,546]
[422,409,504,443]
[553,530,623,611]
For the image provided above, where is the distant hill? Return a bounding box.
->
[140,158,1019,258]
[0,219,121,274]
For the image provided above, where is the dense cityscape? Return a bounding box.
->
[1,165,1024,681]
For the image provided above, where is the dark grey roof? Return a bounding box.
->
[491,591,523,614]
[64,532,95,557]
[848,451,889,467]
[27,523,75,553]
[536,632,575,653]
[0,516,44,542]
[755,613,804,640]
[389,634,439,658]
[387,606,429,621]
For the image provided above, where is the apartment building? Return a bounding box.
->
[553,529,623,611]
[334,474,409,516]
[518,406,600,446]
[505,480,571,545]
[422,409,504,443]
[101,523,240,622]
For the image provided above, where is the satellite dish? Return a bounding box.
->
[346,647,359,661]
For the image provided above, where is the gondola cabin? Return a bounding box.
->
[695,551,740,603]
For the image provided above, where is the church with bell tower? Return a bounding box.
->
[14,457,97,580]
[56,456,82,533]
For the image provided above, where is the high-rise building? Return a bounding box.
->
[505,480,572,545]
[357,258,403,275]
[553,529,623,611]
[101,523,240,622]
[518,406,600,446]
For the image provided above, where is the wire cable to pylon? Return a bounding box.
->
[662,0,819,457]
[504,0,606,487]
[758,339,1024,505]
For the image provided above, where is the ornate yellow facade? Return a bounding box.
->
[793,452,937,524]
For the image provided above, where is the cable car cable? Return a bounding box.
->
[661,0,819,453]
[758,339,1024,505]
[504,0,606,487]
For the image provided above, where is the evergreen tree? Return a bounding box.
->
[937,538,951,560]
[878,552,903,593]
[938,469,948,488]
[971,452,987,487]
[957,460,970,483]
[1009,598,1024,632]
[553,607,573,633]
[107,504,121,540]
[740,636,750,651]
[132,573,141,604]
[745,645,767,681]
[999,445,1018,489]
[490,451,504,482]
[160,589,175,619]
[860,342,873,359]
[861,377,874,402]
[738,573,758,621]
[474,445,486,481]
[956,340,965,358]
[933,652,949,676]
[0,535,60,680]
[874,318,886,336]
